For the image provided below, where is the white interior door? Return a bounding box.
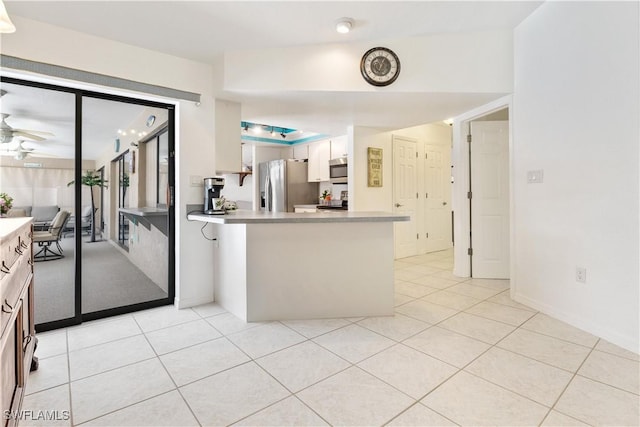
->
[470,120,509,278]
[424,144,452,253]
[393,135,418,259]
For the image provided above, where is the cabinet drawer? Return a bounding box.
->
[0,235,21,282]
[0,259,31,338]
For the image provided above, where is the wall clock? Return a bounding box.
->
[360,47,401,87]
[146,115,156,127]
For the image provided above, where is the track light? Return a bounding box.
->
[280,132,286,139]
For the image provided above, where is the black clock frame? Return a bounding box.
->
[360,47,401,87]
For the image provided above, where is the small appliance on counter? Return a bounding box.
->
[341,190,348,209]
[203,177,225,215]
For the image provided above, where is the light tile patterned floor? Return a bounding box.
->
[21,249,640,426]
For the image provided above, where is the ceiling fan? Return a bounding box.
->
[0,140,58,160]
[0,114,54,144]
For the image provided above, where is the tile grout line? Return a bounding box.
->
[415,314,547,424]
[68,315,200,426]
[65,327,75,427]
[134,314,204,427]
[538,338,601,426]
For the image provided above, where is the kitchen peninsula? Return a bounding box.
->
[187,210,409,321]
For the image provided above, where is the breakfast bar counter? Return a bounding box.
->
[187,210,409,322]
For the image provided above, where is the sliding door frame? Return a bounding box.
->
[1,76,176,332]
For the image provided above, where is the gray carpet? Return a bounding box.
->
[33,236,168,324]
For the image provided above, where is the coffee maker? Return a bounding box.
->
[203,177,225,215]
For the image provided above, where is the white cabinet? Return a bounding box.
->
[293,144,309,160]
[214,99,242,173]
[330,136,348,159]
[307,140,330,182]
[280,147,293,159]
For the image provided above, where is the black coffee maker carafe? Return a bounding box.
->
[203,177,225,215]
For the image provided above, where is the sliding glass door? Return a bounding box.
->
[1,76,175,331]
[0,81,77,326]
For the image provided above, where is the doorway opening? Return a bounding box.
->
[392,126,453,260]
[452,96,512,280]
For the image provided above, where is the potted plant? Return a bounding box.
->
[68,171,108,242]
[0,192,13,217]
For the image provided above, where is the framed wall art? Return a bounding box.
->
[367,147,383,187]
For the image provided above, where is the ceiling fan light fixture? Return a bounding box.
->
[0,0,16,34]
[336,18,353,34]
[0,133,12,144]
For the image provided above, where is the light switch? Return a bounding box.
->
[527,170,544,184]
[190,175,203,187]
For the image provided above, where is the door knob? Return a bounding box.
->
[395,203,403,208]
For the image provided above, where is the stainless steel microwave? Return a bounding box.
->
[329,157,348,184]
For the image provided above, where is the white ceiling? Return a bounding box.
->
[6,1,542,64]
[2,1,542,158]
[0,82,166,159]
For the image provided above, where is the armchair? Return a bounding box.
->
[63,205,94,237]
[33,210,70,261]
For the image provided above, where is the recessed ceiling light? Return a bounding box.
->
[336,18,353,34]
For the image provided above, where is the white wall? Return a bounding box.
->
[351,123,451,212]
[513,1,639,352]
[2,16,219,309]
[224,30,513,94]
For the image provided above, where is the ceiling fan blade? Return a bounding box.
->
[27,152,59,158]
[13,129,55,136]
[14,131,46,141]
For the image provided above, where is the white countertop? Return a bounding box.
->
[187,209,409,224]
[119,207,168,216]
[0,217,33,240]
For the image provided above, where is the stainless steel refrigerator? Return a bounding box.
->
[259,159,319,212]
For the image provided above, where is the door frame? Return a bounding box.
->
[451,95,514,282]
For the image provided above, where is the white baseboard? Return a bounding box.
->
[512,292,639,354]
[173,295,214,309]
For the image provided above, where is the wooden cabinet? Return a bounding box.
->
[330,136,348,159]
[0,218,37,427]
[307,140,330,182]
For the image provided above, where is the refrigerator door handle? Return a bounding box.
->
[265,171,272,211]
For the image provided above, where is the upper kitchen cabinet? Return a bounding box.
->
[293,144,309,160]
[308,139,330,182]
[214,99,242,173]
[330,136,348,159]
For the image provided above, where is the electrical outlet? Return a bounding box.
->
[576,267,587,283]
[527,170,544,184]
